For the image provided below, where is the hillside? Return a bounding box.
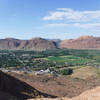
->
[29,86,100,100]
[7,67,100,98]
[0,38,57,51]
[60,36,100,49]
[0,71,57,100]
[1,66,100,100]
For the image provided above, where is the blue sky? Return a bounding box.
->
[0,0,100,40]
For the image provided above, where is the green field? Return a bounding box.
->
[0,49,100,72]
[47,55,91,65]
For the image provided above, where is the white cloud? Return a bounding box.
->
[46,23,100,29]
[43,8,100,31]
[43,8,100,22]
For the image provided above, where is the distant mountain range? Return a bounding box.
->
[0,37,57,51]
[0,35,100,51]
[60,36,100,50]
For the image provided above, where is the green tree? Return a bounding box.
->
[60,69,73,75]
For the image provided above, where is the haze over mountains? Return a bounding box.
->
[0,35,100,51]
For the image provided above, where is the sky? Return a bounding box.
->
[0,0,100,40]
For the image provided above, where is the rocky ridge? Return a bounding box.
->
[0,37,57,51]
[60,35,100,49]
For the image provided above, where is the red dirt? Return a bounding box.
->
[8,72,100,98]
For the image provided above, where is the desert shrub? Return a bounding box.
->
[60,69,73,75]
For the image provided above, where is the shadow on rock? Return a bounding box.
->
[0,71,57,100]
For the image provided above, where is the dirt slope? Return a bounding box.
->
[29,86,100,100]
[8,72,100,98]
[0,71,57,100]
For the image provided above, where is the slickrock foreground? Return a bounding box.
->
[28,86,100,100]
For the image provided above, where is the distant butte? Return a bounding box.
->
[0,36,100,50]
[0,37,57,51]
[60,35,100,50]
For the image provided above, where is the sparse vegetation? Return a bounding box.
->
[60,69,73,75]
[0,49,100,76]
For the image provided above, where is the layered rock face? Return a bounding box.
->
[0,38,57,51]
[0,36,100,50]
[60,36,100,49]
